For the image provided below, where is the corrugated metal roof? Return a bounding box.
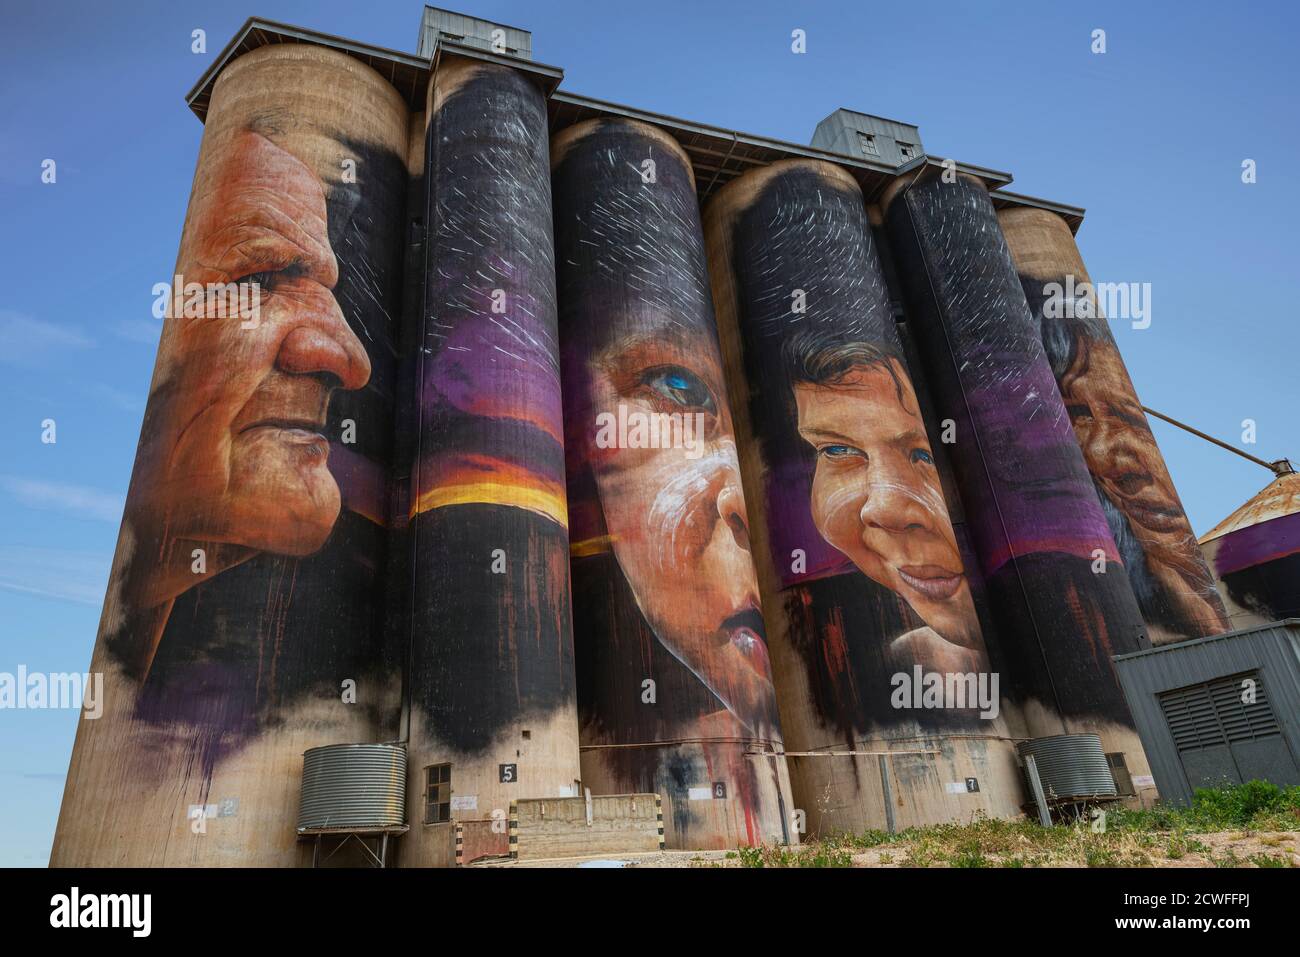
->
[1199,474,1300,544]
[183,18,1082,217]
[989,188,1086,234]
[186,18,433,119]
[1114,617,1300,660]
[548,92,1010,204]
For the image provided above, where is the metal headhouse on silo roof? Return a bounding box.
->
[1017,733,1118,803]
[298,743,408,832]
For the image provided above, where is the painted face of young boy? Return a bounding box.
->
[795,359,979,649]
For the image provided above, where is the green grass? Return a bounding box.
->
[734,781,1299,868]
[736,843,851,868]
[1109,780,1300,832]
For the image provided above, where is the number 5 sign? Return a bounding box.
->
[499,763,517,783]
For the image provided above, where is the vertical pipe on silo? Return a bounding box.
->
[404,58,580,865]
[552,119,794,849]
[998,207,1229,644]
[881,172,1152,780]
[704,160,1025,837]
[51,44,410,865]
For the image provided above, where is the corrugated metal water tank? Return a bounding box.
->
[298,743,407,832]
[1017,733,1117,801]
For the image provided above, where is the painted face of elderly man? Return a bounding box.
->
[117,127,370,675]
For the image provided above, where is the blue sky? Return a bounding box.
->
[0,0,1295,865]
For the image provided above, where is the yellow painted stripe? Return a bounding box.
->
[411,482,568,529]
[569,534,615,558]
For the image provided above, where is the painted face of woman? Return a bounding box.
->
[586,326,776,734]
[794,359,980,650]
[1062,339,1187,546]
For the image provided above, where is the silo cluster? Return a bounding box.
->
[54,27,1218,865]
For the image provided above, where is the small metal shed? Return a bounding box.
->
[1113,619,1300,805]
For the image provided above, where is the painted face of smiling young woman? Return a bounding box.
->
[585,324,776,734]
[794,358,981,650]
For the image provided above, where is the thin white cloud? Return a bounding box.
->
[0,545,111,606]
[82,381,144,412]
[113,319,162,345]
[0,475,124,523]
[0,310,93,363]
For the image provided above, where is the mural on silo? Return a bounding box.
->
[552,119,790,848]
[1200,474,1300,627]
[999,208,1229,644]
[706,160,1022,834]
[406,59,580,856]
[53,45,410,865]
[883,173,1147,744]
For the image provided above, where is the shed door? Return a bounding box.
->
[1158,670,1298,790]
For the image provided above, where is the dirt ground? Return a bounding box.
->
[474,829,1299,868]
[834,829,1300,868]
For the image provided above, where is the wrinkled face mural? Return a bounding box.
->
[52,46,410,867]
[1060,328,1227,636]
[1064,340,1185,542]
[111,116,397,687]
[154,131,369,565]
[1025,272,1229,641]
[87,51,411,763]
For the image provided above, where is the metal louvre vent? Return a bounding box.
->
[1158,671,1280,753]
[1106,752,1136,797]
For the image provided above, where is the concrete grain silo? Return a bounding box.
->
[704,160,1025,836]
[56,5,1240,863]
[402,56,582,865]
[52,43,411,866]
[998,206,1229,644]
[882,172,1153,793]
[552,118,794,848]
